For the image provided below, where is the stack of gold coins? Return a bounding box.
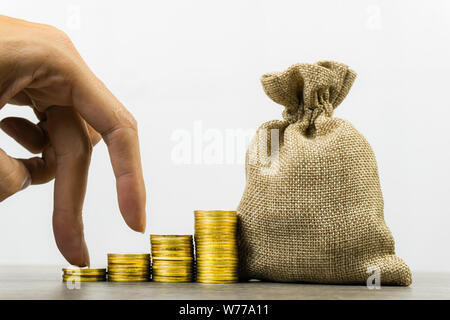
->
[151,235,194,282]
[62,268,106,282]
[194,210,238,283]
[107,254,150,282]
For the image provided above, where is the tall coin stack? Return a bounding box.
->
[194,210,239,283]
[62,268,106,282]
[107,253,151,282]
[150,235,194,282]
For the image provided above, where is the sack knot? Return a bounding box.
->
[261,61,356,125]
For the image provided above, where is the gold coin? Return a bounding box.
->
[195,230,236,234]
[108,254,150,262]
[152,250,192,256]
[153,271,193,277]
[108,264,150,271]
[108,258,150,263]
[195,221,236,226]
[109,270,150,275]
[62,268,106,275]
[152,261,192,266]
[196,252,237,257]
[152,277,193,283]
[195,234,236,239]
[196,255,238,260]
[150,242,192,245]
[151,235,192,241]
[63,277,106,282]
[196,262,237,267]
[195,219,237,225]
[152,256,193,261]
[108,277,149,282]
[151,244,193,248]
[108,272,149,277]
[196,279,237,284]
[196,276,238,281]
[196,263,238,268]
[152,262,193,268]
[194,210,237,215]
[108,259,150,263]
[196,271,238,276]
[195,222,236,225]
[152,265,193,270]
[195,245,236,249]
[109,274,150,278]
[62,273,107,278]
[108,253,150,259]
[62,274,106,279]
[108,261,150,267]
[196,265,238,270]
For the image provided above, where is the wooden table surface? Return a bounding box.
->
[0,266,447,300]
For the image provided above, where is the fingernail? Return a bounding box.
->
[82,239,90,267]
[0,120,13,134]
[20,174,31,191]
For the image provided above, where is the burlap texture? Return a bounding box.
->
[237,61,411,285]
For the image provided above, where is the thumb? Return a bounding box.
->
[0,148,31,202]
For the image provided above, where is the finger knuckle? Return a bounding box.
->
[77,139,93,162]
[45,25,70,41]
[118,108,138,131]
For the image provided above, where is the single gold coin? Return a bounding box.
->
[195,245,236,249]
[196,262,237,267]
[152,256,194,261]
[194,234,236,240]
[152,261,192,266]
[153,271,193,277]
[63,276,106,282]
[196,266,238,271]
[108,264,150,272]
[152,277,193,283]
[152,263,193,268]
[151,235,193,242]
[108,253,150,259]
[195,230,236,234]
[195,221,236,226]
[197,280,237,284]
[62,268,106,275]
[196,274,238,279]
[194,210,237,215]
[152,250,192,256]
[108,277,149,282]
[196,256,238,261]
[108,258,150,262]
[109,270,150,276]
[195,219,237,224]
[150,242,193,245]
[196,272,238,277]
[151,244,193,248]
[108,260,150,264]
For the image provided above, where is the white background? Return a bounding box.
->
[0,0,448,272]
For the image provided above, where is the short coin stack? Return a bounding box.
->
[107,253,150,282]
[151,235,194,282]
[194,210,239,283]
[62,268,106,282]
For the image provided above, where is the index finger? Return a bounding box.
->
[71,71,146,233]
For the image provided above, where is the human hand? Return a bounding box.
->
[0,15,146,266]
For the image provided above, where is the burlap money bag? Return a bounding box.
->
[237,61,411,285]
